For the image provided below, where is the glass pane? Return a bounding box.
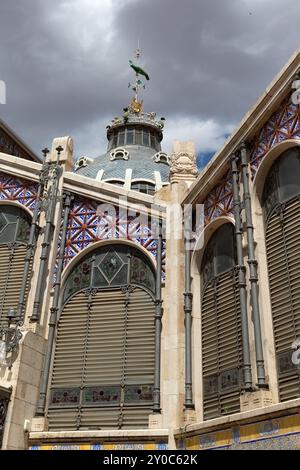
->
[142,130,149,146]
[118,132,125,146]
[63,257,92,302]
[262,165,278,219]
[135,129,142,145]
[278,148,300,202]
[126,128,134,145]
[93,266,108,288]
[150,134,155,149]
[99,250,124,282]
[112,134,118,148]
[110,264,128,286]
[0,222,17,244]
[17,217,31,243]
[0,212,7,233]
[0,206,31,244]
[131,255,155,292]
[215,224,235,275]
[201,245,214,286]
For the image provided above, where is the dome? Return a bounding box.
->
[74,106,170,195]
[75,145,170,184]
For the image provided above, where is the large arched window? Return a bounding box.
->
[48,244,156,430]
[200,223,243,420]
[0,204,31,324]
[263,147,300,401]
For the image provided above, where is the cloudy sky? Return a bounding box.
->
[0,0,299,167]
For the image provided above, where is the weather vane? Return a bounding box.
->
[127,45,150,114]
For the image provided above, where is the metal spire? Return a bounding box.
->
[128,45,149,113]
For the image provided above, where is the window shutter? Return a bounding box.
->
[202,271,242,420]
[266,198,300,401]
[48,286,155,430]
[0,244,32,324]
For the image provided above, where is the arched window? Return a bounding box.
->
[105,180,124,187]
[0,205,31,324]
[263,147,300,401]
[131,181,156,196]
[200,224,243,419]
[48,244,156,430]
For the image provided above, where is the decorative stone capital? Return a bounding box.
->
[47,136,74,171]
[170,141,198,183]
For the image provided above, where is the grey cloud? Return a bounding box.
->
[0,0,299,159]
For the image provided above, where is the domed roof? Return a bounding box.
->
[75,145,170,183]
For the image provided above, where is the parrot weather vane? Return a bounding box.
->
[127,47,150,114]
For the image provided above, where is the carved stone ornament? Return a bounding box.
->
[170,141,198,181]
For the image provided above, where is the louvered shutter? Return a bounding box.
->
[0,244,32,325]
[85,290,126,386]
[202,271,242,420]
[48,286,155,430]
[265,198,300,401]
[125,289,155,384]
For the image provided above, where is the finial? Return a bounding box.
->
[56,145,64,156]
[128,46,149,113]
[42,148,50,159]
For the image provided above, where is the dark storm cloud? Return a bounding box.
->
[0,0,299,160]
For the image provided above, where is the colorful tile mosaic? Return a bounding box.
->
[200,94,300,228]
[250,95,300,176]
[203,168,233,226]
[0,171,38,210]
[63,197,166,275]
[180,413,300,450]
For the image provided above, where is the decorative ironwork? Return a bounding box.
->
[0,309,23,368]
[250,95,300,176]
[0,386,11,449]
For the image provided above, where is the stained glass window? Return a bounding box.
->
[0,205,31,245]
[63,245,155,302]
[201,223,236,285]
[263,147,300,219]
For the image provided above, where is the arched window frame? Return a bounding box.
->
[262,146,300,401]
[200,223,243,420]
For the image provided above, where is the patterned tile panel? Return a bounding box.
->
[250,95,300,176]
[0,171,38,210]
[64,197,165,275]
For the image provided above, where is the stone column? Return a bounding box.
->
[161,141,198,446]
